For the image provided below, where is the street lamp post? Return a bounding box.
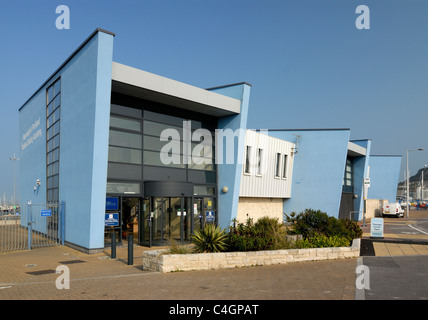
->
[406,148,424,218]
[9,153,19,214]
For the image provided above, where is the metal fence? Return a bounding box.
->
[0,202,64,253]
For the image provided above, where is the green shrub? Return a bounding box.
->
[296,234,351,248]
[286,209,362,242]
[192,224,228,253]
[226,216,294,251]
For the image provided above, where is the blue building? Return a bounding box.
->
[18,29,401,253]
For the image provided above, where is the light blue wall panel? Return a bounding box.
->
[19,30,114,251]
[350,139,371,219]
[208,84,251,229]
[19,91,47,206]
[368,155,402,203]
[268,129,350,219]
[59,31,114,250]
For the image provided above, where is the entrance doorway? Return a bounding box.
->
[104,196,140,247]
[140,196,217,247]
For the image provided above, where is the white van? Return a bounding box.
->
[382,202,404,217]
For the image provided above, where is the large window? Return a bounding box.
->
[244,146,251,174]
[343,158,353,193]
[282,154,288,179]
[46,78,61,203]
[275,153,281,178]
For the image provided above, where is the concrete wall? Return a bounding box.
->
[237,197,283,223]
[143,239,361,273]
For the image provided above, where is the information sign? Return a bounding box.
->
[105,213,119,227]
[370,218,384,238]
[41,209,52,217]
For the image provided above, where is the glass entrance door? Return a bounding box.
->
[142,196,192,246]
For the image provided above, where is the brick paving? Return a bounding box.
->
[1,210,427,301]
[0,244,358,300]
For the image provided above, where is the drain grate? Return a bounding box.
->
[58,260,86,265]
[26,269,56,276]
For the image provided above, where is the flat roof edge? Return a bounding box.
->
[19,28,115,111]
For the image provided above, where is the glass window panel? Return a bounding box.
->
[54,80,61,96]
[47,126,53,140]
[53,94,61,110]
[47,176,53,189]
[47,151,53,165]
[110,116,141,132]
[188,159,214,171]
[53,148,59,162]
[282,154,288,178]
[53,188,59,202]
[47,189,53,202]
[53,108,60,123]
[275,153,281,177]
[193,186,215,196]
[108,163,142,180]
[53,121,60,136]
[47,86,54,104]
[143,150,185,168]
[53,161,59,175]
[109,130,142,149]
[47,101,54,116]
[53,135,60,149]
[47,164,53,176]
[106,182,141,195]
[244,146,251,174]
[144,135,184,152]
[47,114,53,128]
[47,139,53,152]
[143,120,183,138]
[53,175,59,188]
[108,146,142,164]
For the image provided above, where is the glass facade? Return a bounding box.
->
[46,78,61,203]
[106,96,218,245]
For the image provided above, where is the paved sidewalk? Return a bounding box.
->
[360,210,428,257]
[0,244,358,300]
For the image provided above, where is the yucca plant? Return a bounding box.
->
[192,224,227,253]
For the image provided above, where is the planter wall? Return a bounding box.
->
[142,238,361,273]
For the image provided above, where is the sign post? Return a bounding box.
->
[363,177,370,227]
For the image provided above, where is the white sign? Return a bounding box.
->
[364,178,370,188]
[370,218,384,238]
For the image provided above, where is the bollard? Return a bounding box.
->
[128,234,134,265]
[111,232,116,259]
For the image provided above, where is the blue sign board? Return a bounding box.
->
[41,209,52,217]
[105,213,119,227]
[106,197,119,211]
[206,211,215,223]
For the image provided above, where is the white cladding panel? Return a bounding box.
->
[240,130,295,198]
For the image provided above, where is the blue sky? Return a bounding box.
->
[1,0,427,202]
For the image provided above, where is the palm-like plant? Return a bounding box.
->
[192,224,227,253]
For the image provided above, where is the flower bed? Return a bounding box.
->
[142,238,360,273]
